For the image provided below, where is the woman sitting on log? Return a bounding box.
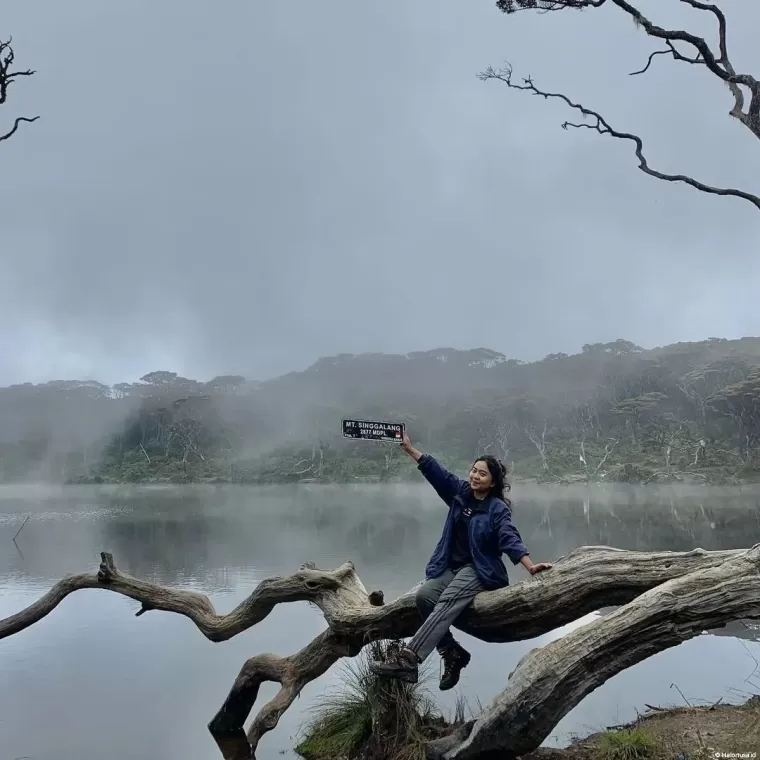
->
[370,431,552,690]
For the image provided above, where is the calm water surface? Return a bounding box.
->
[2,483,760,760]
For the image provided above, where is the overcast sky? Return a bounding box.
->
[0,0,757,385]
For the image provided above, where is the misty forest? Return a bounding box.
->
[3,337,760,488]
[3,1,760,760]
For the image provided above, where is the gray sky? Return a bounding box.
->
[1,0,758,386]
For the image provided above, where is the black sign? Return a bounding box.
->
[342,419,405,442]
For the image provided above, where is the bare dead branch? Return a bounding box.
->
[613,0,757,133]
[0,115,39,143]
[0,38,38,142]
[592,438,618,476]
[629,49,674,76]
[525,422,549,471]
[609,0,730,80]
[678,0,729,61]
[0,37,35,104]
[210,628,361,751]
[496,0,760,140]
[478,64,760,211]
[138,443,151,464]
[629,40,702,76]
[0,552,366,643]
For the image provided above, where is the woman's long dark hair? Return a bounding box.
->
[472,454,512,507]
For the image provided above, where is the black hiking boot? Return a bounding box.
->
[369,645,420,683]
[438,643,471,691]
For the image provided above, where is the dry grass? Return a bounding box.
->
[295,639,463,760]
[594,728,662,760]
[524,697,760,760]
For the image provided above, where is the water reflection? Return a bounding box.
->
[2,483,760,760]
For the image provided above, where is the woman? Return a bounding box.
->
[370,432,552,691]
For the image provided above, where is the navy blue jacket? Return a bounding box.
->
[418,454,529,590]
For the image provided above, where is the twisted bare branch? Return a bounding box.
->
[0,553,368,643]
[497,1,760,141]
[0,37,38,142]
[210,628,362,752]
[628,39,703,76]
[612,0,757,134]
[0,115,39,143]
[479,64,760,211]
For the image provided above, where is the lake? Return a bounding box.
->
[2,482,760,760]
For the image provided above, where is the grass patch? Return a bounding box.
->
[295,640,458,760]
[594,727,662,760]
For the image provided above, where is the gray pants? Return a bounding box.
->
[408,565,484,662]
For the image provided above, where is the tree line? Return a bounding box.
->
[1,337,760,484]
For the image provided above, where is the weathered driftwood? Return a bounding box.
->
[428,543,760,760]
[0,545,751,757]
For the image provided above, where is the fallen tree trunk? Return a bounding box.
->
[211,545,751,750]
[428,543,760,760]
[0,545,750,757]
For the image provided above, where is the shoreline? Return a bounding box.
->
[292,638,760,760]
[526,696,760,760]
[0,475,754,489]
[56,470,760,487]
[294,693,760,760]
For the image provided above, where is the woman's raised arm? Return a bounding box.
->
[400,432,423,462]
[400,432,466,507]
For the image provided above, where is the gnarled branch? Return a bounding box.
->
[496,0,760,140]
[429,543,760,759]
[0,545,749,755]
[628,40,702,76]
[612,0,757,134]
[0,38,38,142]
[0,115,39,143]
[0,553,369,643]
[478,64,760,211]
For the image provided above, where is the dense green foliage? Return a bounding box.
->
[3,336,760,484]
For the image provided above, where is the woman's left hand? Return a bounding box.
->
[528,562,552,575]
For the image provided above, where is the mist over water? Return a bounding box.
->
[2,483,760,760]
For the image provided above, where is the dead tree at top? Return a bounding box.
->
[487,0,760,211]
[0,38,38,143]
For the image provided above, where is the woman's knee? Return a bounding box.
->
[415,581,443,615]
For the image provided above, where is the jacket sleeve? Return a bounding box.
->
[417,454,467,507]
[493,504,529,565]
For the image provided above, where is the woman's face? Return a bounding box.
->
[469,460,493,495]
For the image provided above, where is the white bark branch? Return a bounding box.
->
[526,422,549,471]
[430,543,760,759]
